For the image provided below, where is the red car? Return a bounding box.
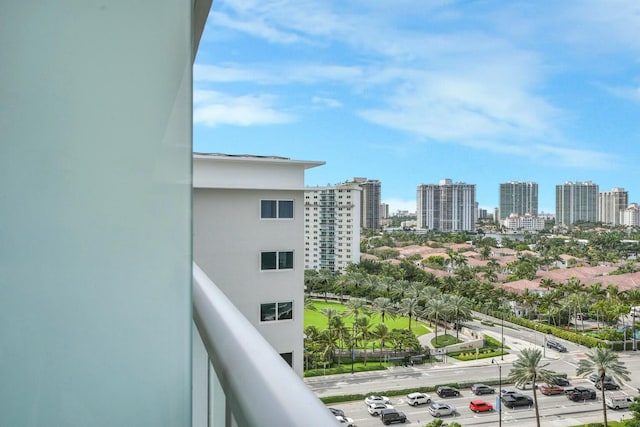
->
[540,384,564,395]
[469,400,494,413]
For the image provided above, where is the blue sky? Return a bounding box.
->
[193,0,640,215]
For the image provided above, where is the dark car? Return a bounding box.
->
[471,384,495,395]
[553,377,570,386]
[501,393,533,408]
[566,386,597,402]
[329,408,345,417]
[596,380,620,390]
[546,340,567,352]
[436,386,460,398]
[380,408,407,425]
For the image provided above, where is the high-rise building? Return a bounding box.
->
[380,203,390,219]
[555,181,599,226]
[353,177,381,230]
[417,179,476,232]
[304,183,361,272]
[193,153,324,377]
[623,203,640,227]
[598,187,628,226]
[499,181,538,220]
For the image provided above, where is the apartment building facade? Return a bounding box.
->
[555,181,599,226]
[417,179,476,232]
[499,181,538,220]
[353,177,381,230]
[598,187,628,226]
[193,153,323,376]
[623,203,640,227]
[304,183,361,272]
[503,213,545,232]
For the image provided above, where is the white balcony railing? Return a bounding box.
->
[192,263,338,427]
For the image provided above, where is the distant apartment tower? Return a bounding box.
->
[304,183,361,272]
[598,187,628,225]
[380,203,390,219]
[417,179,476,232]
[555,181,599,226]
[622,203,640,227]
[499,181,538,220]
[352,177,381,230]
[193,153,324,376]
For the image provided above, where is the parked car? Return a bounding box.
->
[428,403,456,417]
[596,380,620,391]
[588,373,612,383]
[329,408,345,417]
[566,386,597,402]
[436,386,460,398]
[552,376,570,386]
[380,408,407,425]
[540,384,565,395]
[368,403,394,416]
[502,393,533,408]
[515,381,536,390]
[500,389,518,398]
[469,400,494,413]
[335,415,356,426]
[365,395,391,405]
[406,392,431,406]
[546,340,567,352]
[471,384,495,395]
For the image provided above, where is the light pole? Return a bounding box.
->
[492,359,502,427]
[501,304,505,361]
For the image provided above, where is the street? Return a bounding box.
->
[307,314,640,426]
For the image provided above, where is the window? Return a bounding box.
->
[261,200,294,219]
[280,352,293,367]
[260,301,293,322]
[261,251,294,270]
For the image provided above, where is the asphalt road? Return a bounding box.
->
[307,313,640,426]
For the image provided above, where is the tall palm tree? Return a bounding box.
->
[316,268,335,302]
[371,297,397,324]
[398,297,420,331]
[446,294,471,340]
[507,348,558,427]
[423,296,449,342]
[343,298,370,348]
[373,323,390,361]
[576,347,631,427]
[355,316,373,364]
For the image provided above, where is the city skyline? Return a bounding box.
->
[193,1,640,214]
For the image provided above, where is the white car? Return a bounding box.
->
[367,402,394,416]
[364,395,391,405]
[428,402,456,417]
[335,415,356,426]
[407,392,431,406]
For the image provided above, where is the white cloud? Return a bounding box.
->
[311,96,342,108]
[193,90,294,127]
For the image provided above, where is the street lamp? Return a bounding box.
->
[501,303,505,361]
[492,359,502,427]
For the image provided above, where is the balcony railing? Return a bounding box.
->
[192,263,337,427]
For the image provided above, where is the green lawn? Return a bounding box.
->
[431,334,460,347]
[305,301,431,336]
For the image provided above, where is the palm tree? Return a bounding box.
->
[398,297,420,331]
[576,347,631,427]
[355,316,373,364]
[316,268,334,302]
[423,296,449,342]
[373,323,390,361]
[343,298,370,348]
[446,294,471,340]
[371,297,396,324]
[507,348,558,427]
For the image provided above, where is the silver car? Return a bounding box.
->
[428,402,456,417]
